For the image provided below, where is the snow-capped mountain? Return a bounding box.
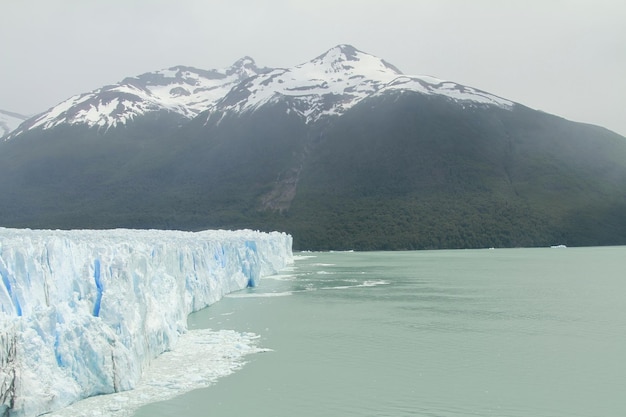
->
[0,109,28,137]
[209,44,404,123]
[210,44,512,123]
[7,57,269,137]
[7,45,513,138]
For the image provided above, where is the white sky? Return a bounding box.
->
[1,0,625,136]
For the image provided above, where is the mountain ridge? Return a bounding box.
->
[0,109,29,137]
[6,58,271,138]
[7,44,515,139]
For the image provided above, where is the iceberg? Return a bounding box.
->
[0,228,292,417]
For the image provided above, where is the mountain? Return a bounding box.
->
[7,57,269,137]
[0,109,28,137]
[207,44,511,124]
[5,45,510,138]
[1,45,625,250]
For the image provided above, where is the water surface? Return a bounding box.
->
[135,247,626,417]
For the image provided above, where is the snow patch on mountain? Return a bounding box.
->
[211,44,513,123]
[375,76,513,108]
[7,44,516,138]
[7,59,268,138]
[211,44,404,123]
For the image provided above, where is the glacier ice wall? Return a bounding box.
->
[0,228,292,417]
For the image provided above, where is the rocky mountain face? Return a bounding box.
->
[1,45,625,250]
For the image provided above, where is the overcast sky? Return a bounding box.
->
[2,0,625,136]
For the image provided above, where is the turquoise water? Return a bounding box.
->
[135,247,626,417]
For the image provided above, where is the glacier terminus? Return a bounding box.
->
[0,228,293,417]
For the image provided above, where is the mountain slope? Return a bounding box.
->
[0,45,625,250]
[286,93,626,249]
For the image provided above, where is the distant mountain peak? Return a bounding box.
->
[315,44,361,62]
[308,44,403,76]
[209,45,512,124]
[207,45,413,123]
[226,56,266,79]
[231,56,256,68]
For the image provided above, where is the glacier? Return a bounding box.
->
[0,228,292,417]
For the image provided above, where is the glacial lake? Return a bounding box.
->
[130,246,626,417]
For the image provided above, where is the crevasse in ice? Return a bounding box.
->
[0,228,292,417]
